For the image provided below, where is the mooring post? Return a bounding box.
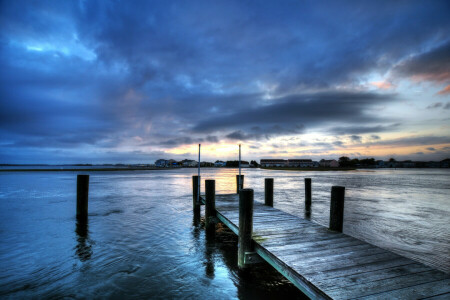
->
[238,188,254,269]
[192,175,201,222]
[329,186,345,232]
[205,180,216,236]
[265,178,274,206]
[305,178,312,211]
[76,175,89,220]
[236,175,244,193]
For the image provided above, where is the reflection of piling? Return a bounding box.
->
[75,219,92,261]
[305,178,311,211]
[236,175,244,194]
[205,180,216,237]
[77,175,89,220]
[264,178,274,207]
[329,186,345,232]
[192,175,200,222]
[238,189,254,269]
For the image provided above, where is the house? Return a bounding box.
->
[260,159,287,167]
[155,159,168,167]
[240,161,250,168]
[214,160,226,167]
[320,159,339,167]
[288,159,315,167]
[180,159,197,167]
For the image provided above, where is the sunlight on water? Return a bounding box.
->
[0,168,448,298]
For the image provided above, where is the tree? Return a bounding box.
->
[338,156,351,167]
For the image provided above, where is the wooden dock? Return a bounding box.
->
[193,177,450,299]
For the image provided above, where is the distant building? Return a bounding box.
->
[240,161,250,168]
[288,159,315,167]
[214,160,226,167]
[155,159,168,167]
[320,159,339,167]
[260,159,287,167]
[180,159,197,167]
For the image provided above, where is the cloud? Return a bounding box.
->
[1,1,450,163]
[367,135,450,147]
[427,102,443,109]
[350,135,362,143]
[194,91,396,135]
[427,147,436,151]
[436,85,450,95]
[371,81,395,90]
[394,41,450,83]
[331,123,400,135]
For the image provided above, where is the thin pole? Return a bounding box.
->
[198,144,201,206]
[239,144,241,191]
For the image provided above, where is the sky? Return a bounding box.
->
[1,0,450,164]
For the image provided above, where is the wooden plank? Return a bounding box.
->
[356,279,450,300]
[291,252,401,274]
[324,270,449,299]
[315,263,435,290]
[420,292,450,299]
[263,236,364,254]
[301,258,414,282]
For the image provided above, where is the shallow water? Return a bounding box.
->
[0,168,449,298]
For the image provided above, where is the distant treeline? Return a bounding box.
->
[338,157,450,168]
[224,160,259,167]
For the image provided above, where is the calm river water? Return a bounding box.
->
[0,168,449,298]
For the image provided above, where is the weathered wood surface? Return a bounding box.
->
[212,193,450,300]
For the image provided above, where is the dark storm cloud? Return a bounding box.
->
[193,91,395,135]
[367,136,450,147]
[393,40,450,83]
[1,0,450,162]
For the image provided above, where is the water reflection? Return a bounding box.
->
[75,219,93,262]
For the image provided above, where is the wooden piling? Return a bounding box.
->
[305,178,311,211]
[205,180,216,235]
[329,186,345,232]
[265,178,274,207]
[236,175,244,194]
[76,175,89,220]
[238,188,254,269]
[192,176,200,222]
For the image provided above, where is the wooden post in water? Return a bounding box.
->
[205,180,216,236]
[305,178,312,211]
[192,175,201,222]
[329,186,345,232]
[238,188,254,269]
[265,178,274,207]
[236,175,244,194]
[76,175,89,220]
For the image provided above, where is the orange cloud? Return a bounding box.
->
[436,84,450,95]
[370,81,395,90]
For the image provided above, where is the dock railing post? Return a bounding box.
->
[305,178,312,211]
[192,175,201,222]
[265,178,274,207]
[205,180,216,236]
[77,175,89,220]
[236,175,244,194]
[329,186,345,232]
[238,188,254,269]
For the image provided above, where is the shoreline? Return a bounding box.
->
[0,167,162,172]
[260,167,356,171]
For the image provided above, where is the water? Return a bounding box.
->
[0,168,449,298]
